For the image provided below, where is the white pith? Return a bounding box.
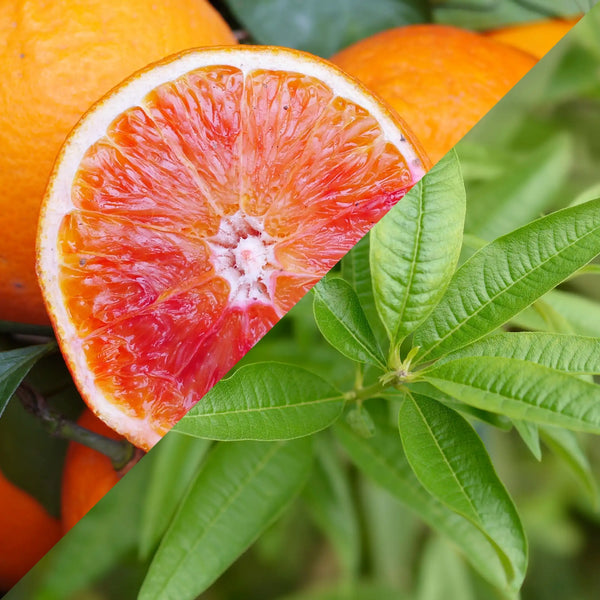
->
[36,46,427,450]
[206,211,276,307]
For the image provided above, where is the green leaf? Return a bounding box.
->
[425,356,600,433]
[28,453,152,599]
[466,135,572,241]
[341,234,387,341]
[140,438,312,600]
[174,363,344,441]
[540,426,599,508]
[0,343,55,418]
[513,420,542,461]
[370,151,465,347]
[302,435,360,576]
[417,536,475,600]
[414,199,600,361]
[313,278,385,368]
[139,433,211,559]
[279,581,408,600]
[437,332,600,374]
[225,0,429,57]
[335,422,510,592]
[398,394,527,592]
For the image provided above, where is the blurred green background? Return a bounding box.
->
[5,1,600,599]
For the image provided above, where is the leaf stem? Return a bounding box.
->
[17,382,136,470]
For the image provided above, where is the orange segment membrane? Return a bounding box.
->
[58,65,419,443]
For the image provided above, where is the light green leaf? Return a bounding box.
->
[335,422,510,592]
[417,536,475,600]
[175,363,344,441]
[313,278,385,368]
[414,199,600,361]
[140,438,313,600]
[399,394,527,592]
[371,151,465,347]
[303,435,360,576]
[437,332,600,374]
[466,135,572,241]
[540,426,599,508]
[513,420,542,461]
[0,343,55,418]
[425,356,600,433]
[139,433,211,559]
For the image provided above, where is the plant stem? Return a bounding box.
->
[17,383,136,470]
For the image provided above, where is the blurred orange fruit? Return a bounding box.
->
[486,16,582,59]
[36,45,429,450]
[0,0,236,325]
[0,469,61,590]
[331,24,537,164]
[61,410,123,532]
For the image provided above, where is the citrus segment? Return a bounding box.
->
[38,47,428,449]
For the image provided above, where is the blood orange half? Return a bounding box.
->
[37,46,429,450]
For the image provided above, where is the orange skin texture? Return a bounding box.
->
[0,0,236,325]
[0,470,61,591]
[61,410,123,533]
[486,16,582,59]
[331,24,537,164]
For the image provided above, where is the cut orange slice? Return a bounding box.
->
[37,46,429,450]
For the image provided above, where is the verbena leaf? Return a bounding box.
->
[437,332,600,374]
[29,454,151,599]
[399,394,527,592]
[341,234,387,341]
[540,426,599,508]
[414,199,600,361]
[425,356,600,433]
[225,0,429,57]
[175,363,344,441]
[513,420,542,461]
[139,434,211,559]
[466,135,572,241]
[371,151,465,347]
[0,343,55,418]
[140,438,313,600]
[335,422,510,592]
[313,278,385,368]
[303,435,360,576]
[405,382,512,431]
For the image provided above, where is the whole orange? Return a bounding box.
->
[486,16,582,59]
[61,410,124,532]
[331,24,537,164]
[0,469,61,591]
[0,0,236,325]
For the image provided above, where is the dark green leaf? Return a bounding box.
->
[140,438,312,600]
[426,356,600,433]
[399,394,527,592]
[513,420,542,461]
[414,199,600,361]
[371,151,465,347]
[313,278,385,368]
[225,0,429,57]
[174,363,344,440]
[0,343,55,418]
[335,422,509,592]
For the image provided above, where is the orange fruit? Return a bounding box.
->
[0,0,236,326]
[36,45,429,450]
[486,16,582,59]
[330,24,537,164]
[0,469,61,590]
[61,410,123,533]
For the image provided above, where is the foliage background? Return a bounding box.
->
[3,0,600,599]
